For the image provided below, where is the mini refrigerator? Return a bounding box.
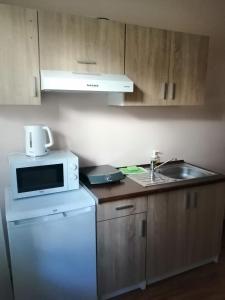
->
[5,187,97,300]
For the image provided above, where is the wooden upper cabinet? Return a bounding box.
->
[38,10,125,74]
[117,24,209,106]
[168,32,209,105]
[0,4,40,105]
[125,24,171,105]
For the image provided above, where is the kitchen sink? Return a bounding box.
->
[127,163,216,187]
[157,163,216,180]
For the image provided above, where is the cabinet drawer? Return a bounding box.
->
[97,197,147,221]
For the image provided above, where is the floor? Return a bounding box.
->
[115,226,225,300]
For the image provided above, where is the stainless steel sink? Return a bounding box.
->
[127,163,217,187]
[157,163,216,180]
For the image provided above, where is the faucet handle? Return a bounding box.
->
[152,150,161,164]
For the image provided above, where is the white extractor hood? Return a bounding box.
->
[41,70,134,93]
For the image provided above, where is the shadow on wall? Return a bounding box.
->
[42,90,225,123]
[52,130,67,150]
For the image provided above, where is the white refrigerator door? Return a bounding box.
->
[8,206,97,300]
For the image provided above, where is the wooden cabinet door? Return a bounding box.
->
[168,32,209,105]
[0,4,40,105]
[97,213,146,298]
[39,10,125,74]
[147,189,188,283]
[125,24,170,105]
[187,183,225,265]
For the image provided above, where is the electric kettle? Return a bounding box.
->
[24,125,54,157]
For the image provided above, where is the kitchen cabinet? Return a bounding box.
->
[97,197,147,299]
[147,189,188,282]
[0,4,40,105]
[186,184,225,265]
[147,183,225,284]
[124,25,171,106]
[168,32,209,105]
[113,24,209,106]
[38,10,125,74]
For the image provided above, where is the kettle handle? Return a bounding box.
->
[43,126,54,148]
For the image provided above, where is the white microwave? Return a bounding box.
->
[9,151,79,199]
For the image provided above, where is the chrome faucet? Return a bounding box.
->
[150,158,177,181]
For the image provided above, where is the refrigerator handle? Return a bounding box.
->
[63,207,92,217]
[12,207,93,226]
[12,212,65,226]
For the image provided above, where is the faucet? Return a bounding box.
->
[150,158,177,181]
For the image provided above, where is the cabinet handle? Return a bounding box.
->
[193,192,198,209]
[115,204,134,211]
[141,219,147,237]
[168,82,176,100]
[33,76,38,97]
[77,60,97,65]
[186,192,191,210]
[160,82,168,100]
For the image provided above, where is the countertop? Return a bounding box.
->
[82,162,225,204]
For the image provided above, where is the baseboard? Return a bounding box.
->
[147,256,218,285]
[100,281,146,300]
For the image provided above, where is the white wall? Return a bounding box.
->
[0,0,224,205]
[0,39,225,198]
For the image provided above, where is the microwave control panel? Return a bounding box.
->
[68,156,79,190]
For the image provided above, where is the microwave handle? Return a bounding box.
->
[43,126,54,148]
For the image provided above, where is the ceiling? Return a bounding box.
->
[2,0,225,35]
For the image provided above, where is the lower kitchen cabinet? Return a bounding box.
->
[147,189,188,282]
[97,212,147,299]
[147,183,225,284]
[186,184,225,265]
[96,182,225,298]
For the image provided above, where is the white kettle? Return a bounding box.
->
[25,125,54,157]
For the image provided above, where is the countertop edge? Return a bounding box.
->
[86,174,225,204]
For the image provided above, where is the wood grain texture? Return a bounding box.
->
[147,190,188,281]
[115,225,225,300]
[169,31,209,105]
[125,24,170,105]
[0,4,40,105]
[187,183,225,265]
[38,10,125,74]
[147,184,225,284]
[97,213,147,297]
[97,196,147,222]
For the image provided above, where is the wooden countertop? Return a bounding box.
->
[82,163,225,204]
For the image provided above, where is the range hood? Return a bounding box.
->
[41,70,133,93]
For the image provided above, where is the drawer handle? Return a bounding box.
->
[33,76,38,97]
[77,60,97,65]
[161,82,168,100]
[186,192,191,210]
[115,205,134,211]
[141,219,147,237]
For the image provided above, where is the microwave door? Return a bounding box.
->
[15,163,68,199]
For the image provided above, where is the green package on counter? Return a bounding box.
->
[119,166,147,175]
